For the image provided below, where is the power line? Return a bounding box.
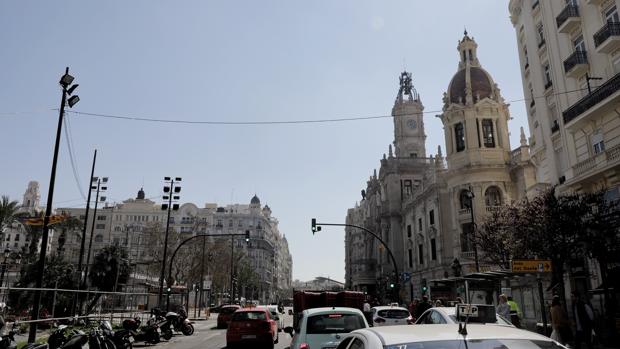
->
[63,114,87,200]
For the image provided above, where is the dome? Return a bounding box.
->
[251,195,260,205]
[137,187,145,200]
[448,67,494,104]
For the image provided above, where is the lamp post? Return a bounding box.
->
[29,68,80,343]
[82,177,109,291]
[465,186,480,273]
[158,177,181,307]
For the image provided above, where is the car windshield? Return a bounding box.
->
[377,309,409,319]
[385,339,563,349]
[307,313,365,334]
[221,307,239,315]
[448,314,512,325]
[231,311,266,321]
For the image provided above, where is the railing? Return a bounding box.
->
[461,251,476,259]
[573,156,596,176]
[486,206,501,212]
[511,148,522,162]
[563,50,588,73]
[556,5,579,28]
[563,72,620,124]
[594,22,620,47]
[608,143,620,162]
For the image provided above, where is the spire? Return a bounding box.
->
[388,144,393,158]
[437,145,443,158]
[395,71,419,103]
[137,187,145,200]
[520,127,528,146]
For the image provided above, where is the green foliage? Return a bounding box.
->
[0,195,20,232]
[88,244,131,291]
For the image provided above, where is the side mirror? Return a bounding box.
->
[284,326,294,336]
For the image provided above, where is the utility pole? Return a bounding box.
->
[158,177,181,307]
[466,186,480,273]
[82,177,108,295]
[72,149,96,316]
[29,67,80,343]
[230,236,235,303]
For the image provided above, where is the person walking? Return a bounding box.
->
[415,296,432,319]
[549,296,571,346]
[497,294,511,324]
[507,296,522,328]
[363,298,372,325]
[571,292,594,349]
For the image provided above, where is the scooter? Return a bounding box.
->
[122,317,160,345]
[164,311,194,336]
[0,329,17,349]
[100,320,134,349]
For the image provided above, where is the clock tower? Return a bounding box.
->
[392,71,426,158]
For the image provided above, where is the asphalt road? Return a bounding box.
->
[137,311,295,349]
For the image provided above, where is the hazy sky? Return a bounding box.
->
[1,1,527,282]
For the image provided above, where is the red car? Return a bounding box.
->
[226,307,278,349]
[217,304,241,329]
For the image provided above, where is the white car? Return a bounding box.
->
[265,305,284,332]
[370,306,413,326]
[334,324,568,349]
[284,307,369,349]
[415,306,513,326]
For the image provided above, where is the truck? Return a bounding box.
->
[292,290,366,329]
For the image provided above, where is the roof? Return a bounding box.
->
[303,307,364,316]
[448,67,493,104]
[236,307,268,312]
[251,194,260,204]
[358,324,553,345]
[371,306,409,311]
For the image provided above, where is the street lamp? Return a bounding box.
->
[464,186,480,273]
[29,68,80,343]
[83,176,109,292]
[158,177,181,307]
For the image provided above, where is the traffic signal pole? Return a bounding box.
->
[312,220,401,304]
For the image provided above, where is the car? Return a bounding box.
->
[334,324,568,349]
[217,304,241,329]
[226,307,278,349]
[415,305,514,326]
[370,306,413,326]
[265,305,284,332]
[284,307,369,349]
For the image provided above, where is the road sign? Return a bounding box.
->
[511,260,552,273]
[401,272,411,283]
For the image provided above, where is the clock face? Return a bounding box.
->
[407,119,417,129]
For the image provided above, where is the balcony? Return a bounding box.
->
[594,22,620,54]
[571,144,620,179]
[563,50,589,78]
[556,5,580,33]
[563,72,620,126]
[586,0,604,4]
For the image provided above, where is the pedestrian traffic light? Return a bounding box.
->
[422,286,427,293]
[166,287,172,294]
[389,283,394,289]
[245,230,250,242]
[311,218,321,234]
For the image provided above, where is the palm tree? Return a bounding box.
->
[0,195,20,232]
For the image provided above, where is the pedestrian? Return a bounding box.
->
[571,291,594,349]
[507,296,522,328]
[408,299,418,321]
[549,295,571,346]
[415,296,432,319]
[496,294,511,323]
[434,299,443,307]
[455,297,464,304]
[363,298,372,325]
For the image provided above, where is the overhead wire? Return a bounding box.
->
[63,112,87,200]
[62,86,590,125]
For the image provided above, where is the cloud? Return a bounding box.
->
[371,16,385,31]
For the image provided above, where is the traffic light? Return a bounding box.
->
[389,282,395,289]
[311,218,321,234]
[166,286,172,294]
[245,230,250,242]
[421,286,428,293]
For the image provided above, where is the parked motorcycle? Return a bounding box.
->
[150,309,173,340]
[100,320,134,349]
[87,327,116,349]
[164,311,194,336]
[0,328,17,349]
[122,317,160,345]
[48,325,86,349]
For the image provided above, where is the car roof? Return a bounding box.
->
[428,307,456,315]
[355,324,551,345]
[304,307,363,316]
[222,304,241,309]
[372,306,409,311]
[236,306,268,312]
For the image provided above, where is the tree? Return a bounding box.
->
[0,195,19,233]
[83,244,131,314]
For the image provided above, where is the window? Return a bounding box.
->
[228,220,233,227]
[97,215,106,221]
[482,119,495,147]
[573,35,585,52]
[429,210,435,226]
[14,234,19,241]
[605,5,619,23]
[536,22,545,47]
[418,244,424,264]
[543,63,552,88]
[523,45,529,68]
[95,224,105,230]
[404,180,413,196]
[95,234,103,243]
[592,130,605,154]
[114,226,121,232]
[455,123,465,152]
[418,218,422,231]
[459,190,472,210]
[408,249,413,268]
[431,238,437,260]
[485,186,502,206]
[461,223,473,252]
[407,224,412,238]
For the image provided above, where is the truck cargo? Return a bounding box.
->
[292,290,365,328]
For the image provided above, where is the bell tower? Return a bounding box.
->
[392,71,426,158]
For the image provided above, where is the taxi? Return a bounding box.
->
[370,306,413,326]
[333,324,568,349]
[285,307,368,349]
[415,304,513,326]
[225,307,278,349]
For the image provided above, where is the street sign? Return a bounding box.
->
[511,260,552,273]
[401,272,411,283]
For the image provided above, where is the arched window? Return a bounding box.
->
[485,186,502,207]
[455,123,466,152]
[459,190,472,210]
[95,234,103,243]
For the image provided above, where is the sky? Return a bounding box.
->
[0,1,528,283]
